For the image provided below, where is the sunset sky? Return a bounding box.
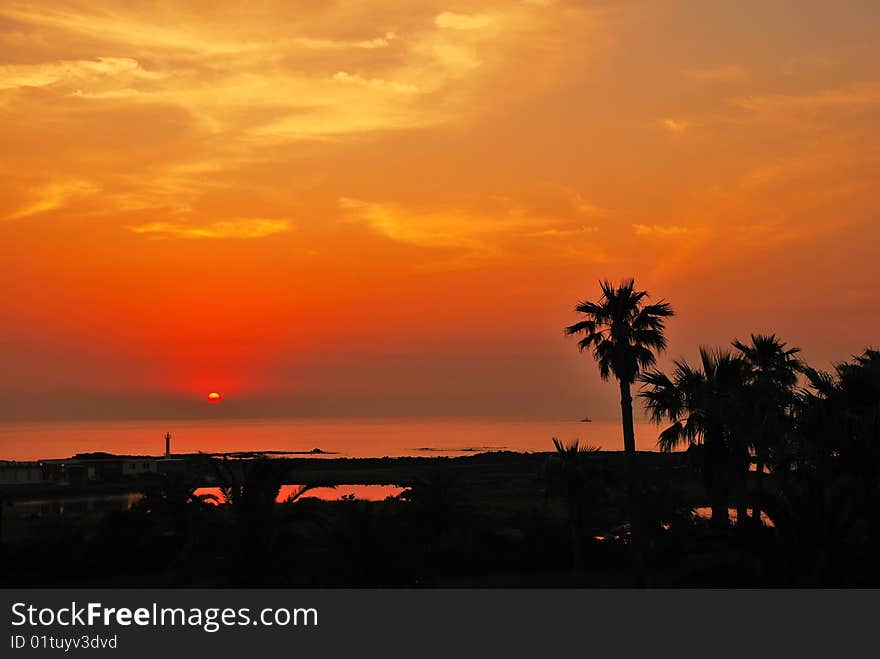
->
[1,1,878,421]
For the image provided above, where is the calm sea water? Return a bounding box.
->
[0,417,661,461]
[10,486,408,516]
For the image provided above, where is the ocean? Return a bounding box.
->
[0,417,661,461]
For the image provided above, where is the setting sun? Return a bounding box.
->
[207,392,222,403]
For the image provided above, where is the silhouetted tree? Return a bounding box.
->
[764,349,880,583]
[211,457,321,584]
[641,348,750,528]
[548,437,600,573]
[399,470,464,533]
[564,279,674,511]
[733,334,804,524]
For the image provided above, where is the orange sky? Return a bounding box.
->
[1,1,878,421]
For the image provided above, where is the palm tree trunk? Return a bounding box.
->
[619,380,638,458]
[711,495,728,529]
[618,379,646,583]
[704,441,729,530]
[752,455,765,526]
[736,451,749,527]
[736,498,749,528]
[618,379,638,518]
[752,418,769,526]
[568,493,584,576]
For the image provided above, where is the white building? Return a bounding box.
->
[0,462,48,485]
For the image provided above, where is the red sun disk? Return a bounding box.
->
[207,392,221,402]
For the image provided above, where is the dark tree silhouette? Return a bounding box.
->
[767,349,880,583]
[565,279,674,491]
[210,457,323,584]
[549,437,599,573]
[640,348,750,528]
[733,334,804,524]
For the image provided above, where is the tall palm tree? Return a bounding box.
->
[732,334,803,524]
[640,348,749,528]
[211,457,318,584]
[565,279,674,481]
[766,349,880,583]
[565,279,672,582]
[550,437,599,573]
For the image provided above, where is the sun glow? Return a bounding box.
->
[207,392,222,403]
[0,1,878,423]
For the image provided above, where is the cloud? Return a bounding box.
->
[295,32,398,50]
[435,12,493,30]
[0,57,159,90]
[569,192,611,216]
[633,224,701,237]
[733,82,880,113]
[0,2,568,145]
[685,65,749,83]
[660,118,689,133]
[332,71,420,94]
[0,4,255,56]
[522,226,598,238]
[338,196,601,253]
[0,0,610,248]
[4,179,100,220]
[128,219,291,239]
[338,197,470,248]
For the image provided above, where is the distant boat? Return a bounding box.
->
[580,417,592,423]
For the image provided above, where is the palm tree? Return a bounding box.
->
[765,349,880,583]
[398,470,463,532]
[549,437,600,573]
[565,279,674,484]
[640,348,749,528]
[732,334,803,524]
[210,457,320,584]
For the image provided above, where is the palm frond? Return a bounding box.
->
[657,421,687,452]
[564,319,597,336]
[566,279,675,385]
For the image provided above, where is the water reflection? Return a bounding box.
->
[195,484,405,504]
[10,493,143,517]
[693,507,774,527]
[7,484,404,517]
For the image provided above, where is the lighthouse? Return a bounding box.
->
[165,432,171,458]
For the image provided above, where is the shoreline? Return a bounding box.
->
[0,450,690,502]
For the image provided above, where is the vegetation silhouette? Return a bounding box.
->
[641,347,751,528]
[565,278,674,579]
[732,334,804,526]
[1,284,878,588]
[763,349,880,584]
[546,438,601,575]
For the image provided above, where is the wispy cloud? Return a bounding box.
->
[633,224,702,237]
[0,2,565,145]
[685,65,749,83]
[339,195,602,255]
[295,32,398,50]
[332,71,420,95]
[435,12,493,30]
[0,57,160,90]
[659,118,689,133]
[0,0,599,231]
[523,226,598,238]
[4,179,100,220]
[128,219,291,239]
[733,82,880,113]
[569,192,611,216]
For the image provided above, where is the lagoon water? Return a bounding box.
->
[0,417,660,461]
[11,486,408,516]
